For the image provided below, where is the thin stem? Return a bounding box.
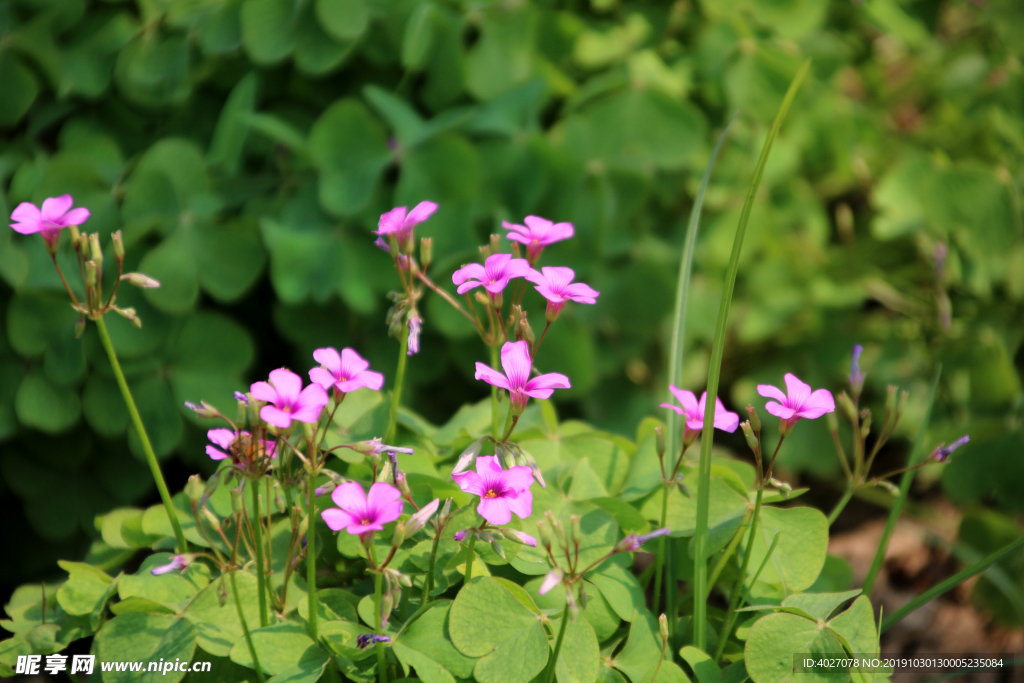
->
[717,486,764,656]
[542,608,571,683]
[863,367,942,596]
[532,321,551,358]
[421,525,442,606]
[417,272,483,332]
[489,345,501,439]
[307,472,319,640]
[665,537,678,654]
[827,485,856,527]
[464,531,478,583]
[707,513,749,592]
[385,321,409,444]
[250,481,269,628]
[652,484,670,612]
[829,425,853,481]
[94,316,188,553]
[374,571,387,683]
[230,572,266,683]
[881,535,1024,633]
[51,256,82,308]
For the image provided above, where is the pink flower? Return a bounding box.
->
[660,386,739,444]
[321,481,404,538]
[206,429,276,462]
[502,216,574,263]
[757,373,835,433]
[309,348,384,394]
[151,554,190,576]
[452,456,533,526]
[474,341,570,414]
[251,368,329,429]
[376,201,438,246]
[525,266,599,320]
[10,195,91,250]
[452,253,530,297]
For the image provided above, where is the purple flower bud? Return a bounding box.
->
[615,527,671,553]
[407,313,422,356]
[538,567,563,595]
[151,554,190,576]
[454,529,468,542]
[501,529,537,547]
[357,634,391,649]
[234,391,248,404]
[849,344,864,391]
[184,400,219,418]
[374,236,391,254]
[121,272,161,288]
[934,242,948,279]
[932,435,970,462]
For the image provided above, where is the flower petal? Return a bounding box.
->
[357,369,385,391]
[40,195,73,223]
[268,368,303,404]
[207,429,236,449]
[377,206,408,234]
[756,384,787,403]
[308,366,337,389]
[660,402,685,416]
[563,282,599,303]
[669,386,700,415]
[339,348,371,378]
[475,455,505,479]
[249,381,277,403]
[804,388,835,414]
[505,488,532,519]
[322,508,356,532]
[206,446,229,460]
[474,362,510,390]
[313,347,343,376]
[406,201,438,224]
[332,481,368,514]
[503,464,535,493]
[367,482,403,513]
[524,372,571,395]
[500,341,533,390]
[60,207,90,226]
[477,497,512,526]
[522,215,553,235]
[452,470,485,496]
[260,405,293,429]
[783,373,812,405]
[10,202,40,225]
[763,402,796,420]
[452,263,485,286]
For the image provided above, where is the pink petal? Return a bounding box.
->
[563,282,599,303]
[757,384,787,403]
[322,508,356,532]
[504,258,532,279]
[540,267,575,290]
[206,446,229,460]
[366,482,403,512]
[523,216,553,235]
[313,347,343,376]
[501,220,530,238]
[475,456,505,479]
[60,207,90,226]
[524,372,571,395]
[477,497,512,526]
[339,348,371,378]
[669,386,700,415]
[346,520,386,535]
[546,222,574,242]
[357,370,384,391]
[268,368,303,404]
[452,470,485,496]
[452,263,485,286]
[483,276,512,294]
[293,384,329,419]
[40,195,73,223]
[484,253,512,279]
[503,464,535,493]
[308,366,337,389]
[500,341,533,390]
[249,381,278,403]
[332,482,368,513]
[207,428,236,449]
[474,362,510,390]
[457,281,483,295]
[535,285,565,303]
[804,388,835,414]
[713,405,740,432]
[10,202,40,225]
[660,402,685,416]
[686,417,704,431]
[763,402,796,420]
[406,201,438,224]
[783,373,812,406]
[260,405,293,429]
[377,206,408,234]
[505,489,532,519]
[524,268,546,286]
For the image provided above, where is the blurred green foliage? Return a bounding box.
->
[0,0,1022,605]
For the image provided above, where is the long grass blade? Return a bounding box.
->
[861,365,941,596]
[691,60,810,652]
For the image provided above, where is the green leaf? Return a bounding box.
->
[465,5,534,100]
[183,571,261,657]
[138,233,199,314]
[208,72,257,175]
[315,0,369,40]
[743,612,845,683]
[612,610,662,683]
[781,590,861,622]
[55,561,114,620]
[396,602,476,678]
[827,596,878,658]
[15,370,81,433]
[513,502,618,576]
[118,554,200,609]
[679,646,721,683]
[0,52,39,126]
[401,2,437,71]
[394,642,458,683]
[309,99,391,216]
[744,506,828,594]
[241,0,298,64]
[114,33,191,106]
[94,613,198,683]
[229,622,325,675]
[588,565,645,623]
[555,616,600,683]
[449,577,549,683]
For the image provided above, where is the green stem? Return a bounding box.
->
[652,485,670,612]
[385,322,409,444]
[691,62,809,652]
[881,535,1024,633]
[708,513,749,591]
[827,486,856,527]
[716,486,764,659]
[464,531,477,583]
[374,571,387,683]
[490,345,500,439]
[665,536,677,654]
[307,472,319,640]
[542,607,571,683]
[421,527,442,606]
[862,366,941,597]
[230,572,266,683]
[95,316,188,554]
[250,482,268,628]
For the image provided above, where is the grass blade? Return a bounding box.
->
[861,365,941,596]
[691,60,810,652]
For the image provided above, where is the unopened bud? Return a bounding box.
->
[201,507,222,532]
[745,405,761,432]
[566,591,579,623]
[68,224,81,247]
[490,540,505,558]
[454,439,483,474]
[520,317,535,345]
[230,487,244,513]
[740,421,759,453]
[654,425,665,458]
[85,261,97,287]
[381,594,393,629]
[896,390,909,419]
[570,514,581,543]
[876,479,900,496]
[184,400,220,418]
[885,385,898,414]
[489,234,501,254]
[112,230,124,260]
[492,290,503,309]
[479,244,491,259]
[859,409,871,437]
[79,233,90,259]
[403,498,440,539]
[439,498,453,525]
[837,392,857,421]
[474,291,490,307]
[185,474,204,503]
[826,411,839,432]
[89,233,103,272]
[121,272,161,288]
[510,242,522,259]
[74,316,86,339]
[539,567,563,595]
[578,586,589,609]
[115,306,141,328]
[536,520,552,550]
[659,614,669,642]
[395,470,413,499]
[420,237,433,269]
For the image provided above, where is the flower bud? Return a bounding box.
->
[876,479,901,496]
[659,614,669,642]
[454,529,467,542]
[859,409,872,437]
[566,591,579,623]
[114,306,142,328]
[184,400,220,419]
[570,514,582,543]
[654,425,665,458]
[230,487,244,514]
[539,567,563,595]
[510,242,522,259]
[68,224,81,247]
[74,316,86,339]
[479,244,491,259]
[932,434,969,462]
[745,405,761,432]
[201,507,222,532]
[520,317,535,345]
[896,390,909,420]
[837,392,857,421]
[492,290,503,309]
[826,411,839,432]
[121,272,161,288]
[439,498,453,526]
[489,234,501,254]
[849,344,864,395]
[387,234,400,257]
[402,498,440,539]
[79,233,90,259]
[740,421,759,453]
[392,524,406,548]
[578,586,589,610]
[419,237,433,270]
[536,520,552,550]
[112,230,124,260]
[885,385,898,415]
[85,260,97,287]
[89,233,103,272]
[454,439,483,474]
[501,528,537,546]
[474,291,490,307]
[490,540,505,558]
[185,474,204,503]
[381,594,394,629]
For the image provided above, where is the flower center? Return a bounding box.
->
[484,488,500,498]
[361,518,372,525]
[283,406,291,413]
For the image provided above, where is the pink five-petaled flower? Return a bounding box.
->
[757,373,836,435]
[205,429,276,463]
[10,194,91,252]
[660,385,740,445]
[309,347,385,395]
[525,266,600,321]
[251,368,329,430]
[376,201,438,248]
[501,216,574,263]
[452,456,533,526]
[452,253,531,297]
[322,481,404,539]
[474,340,570,415]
